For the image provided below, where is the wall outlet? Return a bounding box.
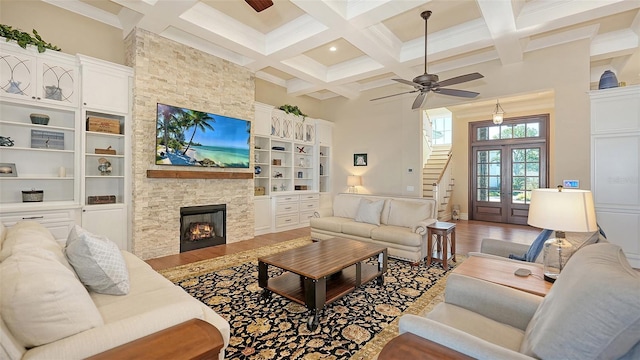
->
[407,186,414,191]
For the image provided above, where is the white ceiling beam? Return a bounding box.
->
[517,0,639,32]
[180,3,265,54]
[591,29,639,58]
[476,0,523,64]
[525,24,599,53]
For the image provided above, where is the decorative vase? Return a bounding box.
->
[598,70,618,89]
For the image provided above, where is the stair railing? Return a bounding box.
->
[432,150,453,219]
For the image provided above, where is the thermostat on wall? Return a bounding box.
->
[563,180,580,189]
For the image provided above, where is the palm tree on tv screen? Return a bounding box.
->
[181,110,215,156]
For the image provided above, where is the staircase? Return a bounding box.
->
[423,145,454,220]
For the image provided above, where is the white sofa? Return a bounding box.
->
[0,221,230,360]
[310,193,437,262]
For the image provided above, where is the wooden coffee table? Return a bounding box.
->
[258,237,388,330]
[452,256,552,297]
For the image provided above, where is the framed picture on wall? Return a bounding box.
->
[354,153,367,166]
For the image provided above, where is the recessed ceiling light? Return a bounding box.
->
[329,46,337,52]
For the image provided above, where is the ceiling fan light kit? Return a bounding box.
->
[492,99,505,125]
[370,10,484,109]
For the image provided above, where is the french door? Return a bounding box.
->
[469,115,549,225]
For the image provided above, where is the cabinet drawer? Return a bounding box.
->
[1,209,78,241]
[299,200,319,211]
[276,214,298,227]
[275,195,299,204]
[299,193,320,201]
[276,202,299,214]
[299,210,316,225]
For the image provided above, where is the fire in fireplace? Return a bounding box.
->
[180,204,226,253]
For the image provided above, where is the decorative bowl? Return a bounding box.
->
[30,113,50,125]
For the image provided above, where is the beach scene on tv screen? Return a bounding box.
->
[156,103,250,168]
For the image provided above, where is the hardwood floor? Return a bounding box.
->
[146,220,541,271]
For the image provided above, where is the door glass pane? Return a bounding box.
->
[501,125,513,139]
[489,126,500,139]
[526,123,540,137]
[477,149,500,202]
[477,127,488,141]
[514,124,526,138]
[512,147,541,204]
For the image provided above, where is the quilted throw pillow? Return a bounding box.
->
[65,225,130,295]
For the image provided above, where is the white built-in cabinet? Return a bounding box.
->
[590,85,640,268]
[79,55,133,250]
[0,40,132,249]
[253,102,332,235]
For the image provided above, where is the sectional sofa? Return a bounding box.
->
[0,221,230,359]
[310,193,438,262]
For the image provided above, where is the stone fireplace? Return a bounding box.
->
[125,28,256,260]
[180,204,226,252]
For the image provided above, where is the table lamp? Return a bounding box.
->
[527,186,597,282]
[347,175,362,193]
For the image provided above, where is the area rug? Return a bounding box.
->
[159,237,463,360]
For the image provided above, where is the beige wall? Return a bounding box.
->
[126,29,255,259]
[0,0,126,65]
[255,79,322,119]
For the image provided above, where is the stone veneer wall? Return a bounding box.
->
[125,29,255,260]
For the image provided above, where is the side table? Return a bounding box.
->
[426,221,456,270]
[452,256,551,297]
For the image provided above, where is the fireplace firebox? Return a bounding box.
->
[180,204,226,253]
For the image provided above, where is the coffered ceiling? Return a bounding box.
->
[48,0,640,101]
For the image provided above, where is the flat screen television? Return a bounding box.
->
[155,103,251,168]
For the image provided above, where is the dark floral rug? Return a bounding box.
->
[159,237,462,360]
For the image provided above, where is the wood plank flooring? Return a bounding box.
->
[146,220,540,271]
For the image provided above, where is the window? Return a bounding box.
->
[476,122,540,141]
[431,113,452,145]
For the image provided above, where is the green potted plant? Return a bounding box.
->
[279,104,307,119]
[0,24,60,53]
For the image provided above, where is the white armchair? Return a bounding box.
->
[396,243,640,359]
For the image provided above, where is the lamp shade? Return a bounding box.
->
[347,175,362,186]
[527,188,597,232]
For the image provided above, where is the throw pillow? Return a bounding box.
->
[354,199,385,225]
[520,243,640,359]
[65,225,130,295]
[0,248,104,347]
[386,200,431,228]
[0,221,75,273]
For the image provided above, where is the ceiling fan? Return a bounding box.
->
[371,10,484,110]
[245,0,273,12]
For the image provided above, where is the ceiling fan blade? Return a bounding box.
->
[393,78,422,89]
[412,92,428,109]
[437,72,484,87]
[370,89,419,101]
[245,0,273,12]
[435,88,480,98]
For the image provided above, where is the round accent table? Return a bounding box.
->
[426,221,456,270]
